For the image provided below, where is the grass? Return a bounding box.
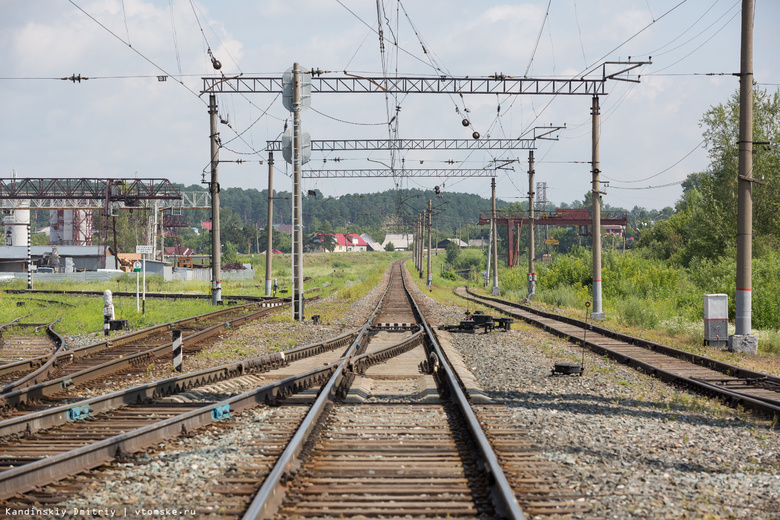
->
[1,252,402,336]
[411,248,780,377]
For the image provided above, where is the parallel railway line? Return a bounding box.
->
[0,298,291,416]
[457,287,780,418]
[0,261,584,519]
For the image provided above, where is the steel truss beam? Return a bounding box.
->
[266,138,536,152]
[301,168,497,178]
[0,179,201,210]
[203,76,606,96]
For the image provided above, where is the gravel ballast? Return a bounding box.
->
[404,278,780,519]
[26,267,780,519]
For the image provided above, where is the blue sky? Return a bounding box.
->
[1,0,777,211]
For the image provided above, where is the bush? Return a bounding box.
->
[537,284,585,309]
[619,297,659,329]
[441,270,459,281]
[453,248,485,270]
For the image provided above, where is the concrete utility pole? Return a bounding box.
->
[419,212,424,277]
[415,213,421,274]
[26,223,32,290]
[731,0,758,353]
[491,178,500,296]
[590,96,604,319]
[265,152,274,297]
[427,200,432,286]
[527,151,536,299]
[208,94,222,305]
[292,63,304,321]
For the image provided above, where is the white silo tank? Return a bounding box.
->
[3,206,30,247]
[49,209,63,245]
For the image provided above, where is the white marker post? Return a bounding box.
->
[136,245,153,315]
[103,290,115,336]
[133,260,142,312]
[172,330,183,372]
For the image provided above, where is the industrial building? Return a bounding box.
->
[0,245,117,273]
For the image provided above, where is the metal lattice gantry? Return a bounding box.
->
[0,178,192,210]
[301,168,501,178]
[203,75,607,96]
[266,138,537,152]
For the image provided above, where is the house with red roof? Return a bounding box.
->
[312,233,368,253]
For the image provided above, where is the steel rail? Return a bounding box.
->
[0,298,287,391]
[464,288,769,380]
[0,299,77,384]
[5,288,275,302]
[0,320,68,394]
[0,301,292,410]
[0,330,358,441]
[241,264,396,519]
[348,327,424,374]
[461,288,780,417]
[0,363,338,500]
[406,273,526,519]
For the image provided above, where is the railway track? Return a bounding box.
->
[0,298,291,416]
[0,260,582,519]
[457,287,780,418]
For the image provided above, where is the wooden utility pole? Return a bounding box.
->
[208,94,222,305]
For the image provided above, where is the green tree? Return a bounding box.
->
[223,242,238,264]
[637,87,780,264]
[445,241,460,264]
[384,242,395,251]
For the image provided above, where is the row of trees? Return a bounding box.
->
[637,88,780,266]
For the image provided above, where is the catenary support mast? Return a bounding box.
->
[265,152,274,297]
[208,94,222,305]
[590,96,604,319]
[731,0,758,353]
[527,151,536,299]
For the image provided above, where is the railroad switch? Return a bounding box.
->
[551,362,583,376]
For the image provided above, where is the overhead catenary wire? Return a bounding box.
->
[169,0,183,77]
[636,0,734,58]
[525,0,553,77]
[603,140,705,184]
[66,0,205,104]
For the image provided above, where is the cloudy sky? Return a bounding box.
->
[0,0,777,211]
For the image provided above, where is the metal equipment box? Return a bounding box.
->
[704,294,728,347]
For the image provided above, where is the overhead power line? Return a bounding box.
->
[66,0,205,104]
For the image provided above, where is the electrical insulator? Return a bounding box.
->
[434,186,440,194]
[472,131,480,140]
[211,57,222,70]
[461,118,470,127]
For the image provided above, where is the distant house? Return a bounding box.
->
[437,238,468,249]
[360,233,383,252]
[382,234,412,251]
[603,225,625,237]
[274,224,294,234]
[312,233,368,253]
[164,246,195,256]
[468,238,489,248]
[335,234,367,252]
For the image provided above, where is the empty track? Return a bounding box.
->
[0,261,583,519]
[457,287,780,418]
